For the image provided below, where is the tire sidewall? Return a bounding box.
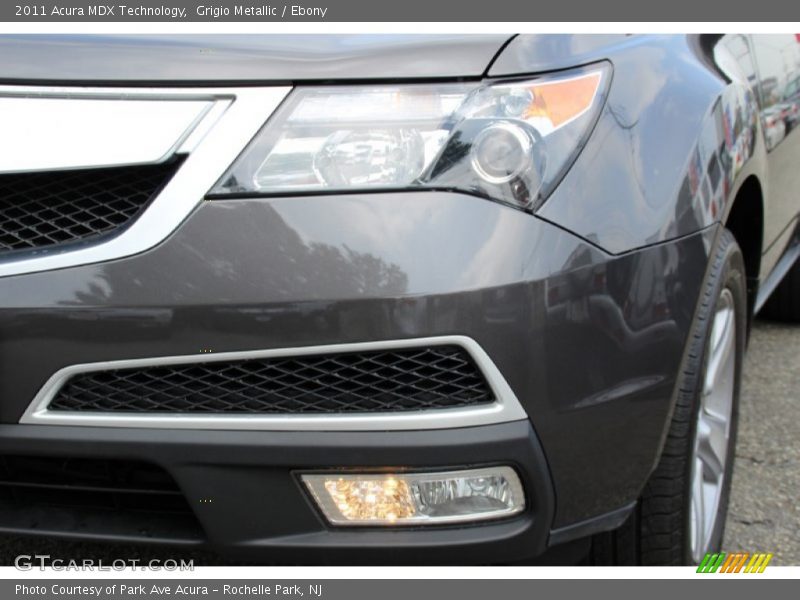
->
[683,230,747,563]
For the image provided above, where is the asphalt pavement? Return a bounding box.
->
[0,319,797,566]
[723,318,800,565]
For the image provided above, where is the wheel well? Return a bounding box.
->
[724,176,764,322]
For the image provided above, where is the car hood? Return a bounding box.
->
[0,34,515,83]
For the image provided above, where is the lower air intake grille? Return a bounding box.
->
[0,456,203,542]
[0,159,181,254]
[48,346,495,414]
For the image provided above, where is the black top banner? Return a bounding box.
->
[2,0,800,22]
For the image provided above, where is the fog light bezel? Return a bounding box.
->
[299,465,526,527]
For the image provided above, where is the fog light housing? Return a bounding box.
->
[301,466,525,526]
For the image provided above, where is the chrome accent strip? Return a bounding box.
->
[177,100,231,154]
[0,85,292,279]
[20,336,529,432]
[0,95,212,174]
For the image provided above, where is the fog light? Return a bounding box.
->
[301,466,525,526]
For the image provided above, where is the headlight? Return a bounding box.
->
[210,63,610,210]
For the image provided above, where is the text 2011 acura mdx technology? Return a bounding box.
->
[0,34,798,565]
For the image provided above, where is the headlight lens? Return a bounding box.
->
[210,64,609,210]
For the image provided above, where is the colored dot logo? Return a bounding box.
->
[697,552,774,573]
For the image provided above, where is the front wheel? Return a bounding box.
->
[591,228,746,565]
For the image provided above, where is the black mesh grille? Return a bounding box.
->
[49,346,495,414]
[0,160,181,253]
[0,455,203,542]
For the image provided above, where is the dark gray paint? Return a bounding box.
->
[0,34,511,82]
[535,36,763,252]
[0,193,715,526]
[489,34,632,75]
[521,34,799,290]
[0,420,554,563]
[1,33,800,544]
[3,33,793,268]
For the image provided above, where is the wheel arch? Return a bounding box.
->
[724,174,765,329]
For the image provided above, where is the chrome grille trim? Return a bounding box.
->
[20,336,529,431]
[0,94,212,174]
[0,85,292,279]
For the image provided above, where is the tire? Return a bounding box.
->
[761,256,800,321]
[590,228,747,565]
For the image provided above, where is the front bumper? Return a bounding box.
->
[0,190,715,560]
[0,421,554,564]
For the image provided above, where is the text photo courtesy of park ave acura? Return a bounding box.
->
[14,584,312,597]
[0,32,799,567]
